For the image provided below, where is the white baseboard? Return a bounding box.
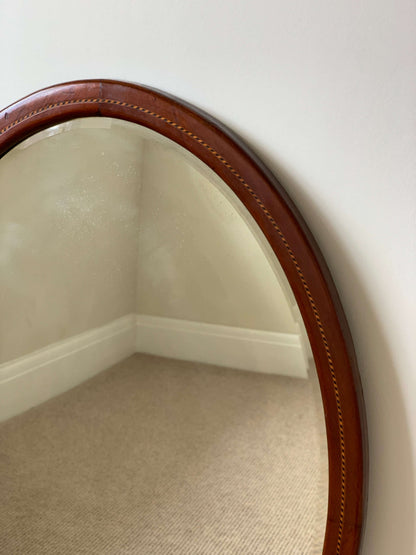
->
[0,315,137,422]
[0,313,308,422]
[136,315,308,379]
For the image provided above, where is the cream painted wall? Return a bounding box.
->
[0,116,302,364]
[0,1,415,553]
[137,137,299,333]
[0,119,143,363]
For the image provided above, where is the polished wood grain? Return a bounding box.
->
[0,80,367,554]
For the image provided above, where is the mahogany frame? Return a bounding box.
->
[0,80,366,554]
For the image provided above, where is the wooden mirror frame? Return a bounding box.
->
[0,80,367,554]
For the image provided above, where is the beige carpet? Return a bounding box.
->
[0,354,328,554]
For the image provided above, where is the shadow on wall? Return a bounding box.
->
[248,143,415,555]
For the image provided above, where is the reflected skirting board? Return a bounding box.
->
[0,315,309,421]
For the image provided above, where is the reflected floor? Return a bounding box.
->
[0,354,328,554]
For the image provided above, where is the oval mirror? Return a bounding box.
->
[0,81,366,554]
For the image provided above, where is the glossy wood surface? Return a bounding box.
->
[0,80,367,554]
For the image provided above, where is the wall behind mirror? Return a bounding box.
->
[0,118,328,554]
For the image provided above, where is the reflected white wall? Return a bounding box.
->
[137,139,298,333]
[0,119,143,363]
[0,118,302,367]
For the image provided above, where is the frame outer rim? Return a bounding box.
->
[0,79,367,554]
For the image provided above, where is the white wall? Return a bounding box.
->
[137,137,299,333]
[0,119,143,363]
[0,116,302,363]
[0,1,415,553]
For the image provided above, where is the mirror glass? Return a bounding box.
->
[0,118,328,554]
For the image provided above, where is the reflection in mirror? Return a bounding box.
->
[0,118,328,554]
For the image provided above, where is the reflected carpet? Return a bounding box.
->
[0,354,328,554]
